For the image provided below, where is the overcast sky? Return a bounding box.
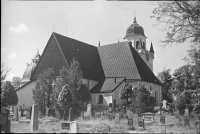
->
[2,1,192,81]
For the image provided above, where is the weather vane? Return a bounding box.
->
[134,10,137,18]
[53,25,56,32]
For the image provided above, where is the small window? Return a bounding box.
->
[136,41,139,49]
[98,94,103,104]
[142,42,145,49]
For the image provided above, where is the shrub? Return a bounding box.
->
[130,85,153,115]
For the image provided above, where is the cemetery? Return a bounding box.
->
[3,102,198,133]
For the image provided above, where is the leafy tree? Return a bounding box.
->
[131,85,152,115]
[32,68,55,116]
[157,68,173,103]
[56,58,87,120]
[1,63,11,87]
[120,83,133,104]
[1,81,18,107]
[12,77,21,90]
[151,1,200,46]
[77,83,91,118]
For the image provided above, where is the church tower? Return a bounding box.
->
[124,17,155,71]
[20,50,40,87]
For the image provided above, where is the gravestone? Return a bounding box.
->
[18,106,22,120]
[69,107,73,121]
[71,121,78,133]
[30,104,39,131]
[160,114,165,124]
[1,108,10,133]
[108,103,112,113]
[115,112,120,124]
[14,107,18,121]
[162,100,167,109]
[26,107,32,120]
[112,99,116,113]
[184,108,191,128]
[169,104,174,116]
[127,109,135,130]
[138,115,144,130]
[87,103,92,119]
[94,123,110,133]
[142,112,155,129]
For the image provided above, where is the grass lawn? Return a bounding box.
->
[10,112,197,133]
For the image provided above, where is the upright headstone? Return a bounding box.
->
[70,121,78,133]
[184,108,190,128]
[18,106,22,120]
[108,103,112,113]
[69,107,73,121]
[112,99,116,113]
[162,100,167,109]
[87,103,92,119]
[115,112,120,124]
[30,104,39,131]
[14,107,18,121]
[160,114,165,124]
[138,114,144,130]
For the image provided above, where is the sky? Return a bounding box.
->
[1,1,192,81]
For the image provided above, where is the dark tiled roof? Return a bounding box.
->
[31,32,104,81]
[129,44,162,85]
[53,33,105,80]
[98,42,140,79]
[90,77,125,93]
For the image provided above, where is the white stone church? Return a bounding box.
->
[16,17,162,109]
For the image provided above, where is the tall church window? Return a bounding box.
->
[97,94,103,104]
[142,42,145,49]
[136,41,139,49]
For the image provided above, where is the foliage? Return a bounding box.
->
[56,58,91,120]
[175,90,194,115]
[32,68,55,116]
[12,76,22,90]
[151,1,200,46]
[1,63,11,87]
[131,85,153,115]
[120,83,133,104]
[1,81,18,107]
[157,68,173,103]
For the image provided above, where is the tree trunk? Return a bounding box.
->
[62,107,66,121]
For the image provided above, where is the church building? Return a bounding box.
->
[16,17,162,109]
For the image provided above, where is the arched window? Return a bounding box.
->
[136,41,139,49]
[142,42,145,49]
[98,94,103,104]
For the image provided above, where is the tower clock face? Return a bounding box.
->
[129,29,133,34]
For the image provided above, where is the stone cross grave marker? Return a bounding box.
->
[30,104,39,131]
[94,123,110,133]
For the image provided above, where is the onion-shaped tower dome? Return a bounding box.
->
[124,17,146,39]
